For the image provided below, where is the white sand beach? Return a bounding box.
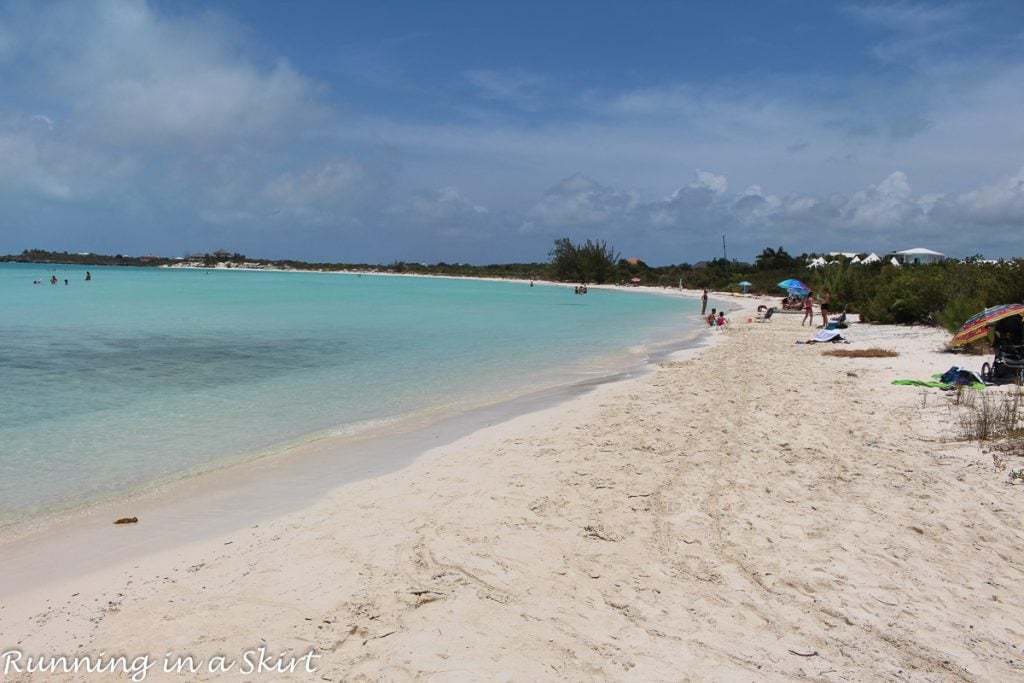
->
[3,297,1023,681]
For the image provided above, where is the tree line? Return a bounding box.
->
[7,244,1024,330]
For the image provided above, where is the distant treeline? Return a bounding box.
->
[2,249,179,267]
[6,245,1024,330]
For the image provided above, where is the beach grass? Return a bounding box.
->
[821,348,899,358]
[955,385,1024,463]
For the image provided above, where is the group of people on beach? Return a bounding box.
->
[706,307,727,328]
[704,286,831,329]
[701,291,728,328]
[799,288,831,327]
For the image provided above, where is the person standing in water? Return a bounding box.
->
[700,288,708,315]
[85,271,91,281]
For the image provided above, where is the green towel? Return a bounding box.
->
[891,379,986,390]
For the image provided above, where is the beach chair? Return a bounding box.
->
[826,306,849,330]
[756,307,775,322]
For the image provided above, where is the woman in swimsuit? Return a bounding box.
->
[802,291,815,326]
[819,289,831,327]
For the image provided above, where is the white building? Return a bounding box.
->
[888,247,945,265]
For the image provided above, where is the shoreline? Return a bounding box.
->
[7,297,1014,679]
[0,306,714,594]
[0,267,711,544]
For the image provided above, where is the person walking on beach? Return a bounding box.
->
[701,288,708,315]
[819,289,831,327]
[801,291,815,326]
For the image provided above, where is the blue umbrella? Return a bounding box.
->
[738,280,752,293]
[777,278,809,293]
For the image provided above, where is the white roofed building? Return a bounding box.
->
[888,247,945,265]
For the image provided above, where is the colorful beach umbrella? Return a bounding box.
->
[949,303,1024,346]
[776,278,809,293]
[738,280,752,293]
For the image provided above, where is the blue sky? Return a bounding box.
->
[2,1,1023,264]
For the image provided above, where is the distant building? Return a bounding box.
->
[888,247,945,265]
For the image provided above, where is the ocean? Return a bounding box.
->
[0,263,700,532]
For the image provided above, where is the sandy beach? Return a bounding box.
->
[3,296,1023,681]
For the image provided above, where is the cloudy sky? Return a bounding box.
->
[2,0,1023,264]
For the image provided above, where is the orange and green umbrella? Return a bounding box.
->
[949,303,1024,346]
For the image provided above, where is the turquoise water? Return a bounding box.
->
[0,263,698,529]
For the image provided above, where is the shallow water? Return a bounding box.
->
[0,263,698,529]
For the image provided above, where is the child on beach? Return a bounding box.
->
[716,311,727,327]
[706,308,717,327]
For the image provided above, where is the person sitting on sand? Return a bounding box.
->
[716,311,727,327]
[801,291,815,326]
[706,308,717,327]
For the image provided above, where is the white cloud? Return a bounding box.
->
[408,186,488,220]
[0,113,139,201]
[690,169,727,194]
[841,171,922,227]
[30,114,54,130]
[952,166,1024,225]
[386,186,503,241]
[525,173,639,229]
[520,166,1024,259]
[265,160,367,206]
[17,0,326,148]
[257,152,399,227]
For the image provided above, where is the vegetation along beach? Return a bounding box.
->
[4,1,1024,680]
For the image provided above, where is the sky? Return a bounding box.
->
[2,0,1024,265]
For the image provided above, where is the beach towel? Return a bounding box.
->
[892,379,953,388]
[795,329,848,344]
[813,329,846,342]
[891,377,986,390]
